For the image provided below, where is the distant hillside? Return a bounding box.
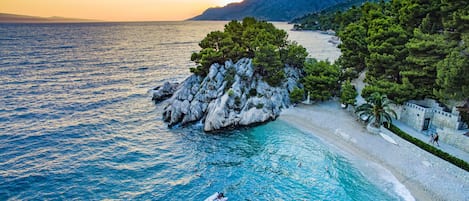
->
[291,0,381,31]
[0,13,98,23]
[291,0,378,23]
[191,0,346,21]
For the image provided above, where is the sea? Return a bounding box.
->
[0,21,407,200]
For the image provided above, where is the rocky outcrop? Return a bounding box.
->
[161,58,302,132]
[151,81,179,103]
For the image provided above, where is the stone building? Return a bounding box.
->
[397,99,469,152]
[399,99,467,132]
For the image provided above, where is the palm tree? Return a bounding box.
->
[356,92,397,128]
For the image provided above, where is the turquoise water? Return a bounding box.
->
[1,21,402,200]
[157,121,401,200]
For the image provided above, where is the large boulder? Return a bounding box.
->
[151,81,179,103]
[161,58,302,132]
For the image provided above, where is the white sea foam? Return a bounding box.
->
[357,161,415,201]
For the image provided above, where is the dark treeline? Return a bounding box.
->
[292,0,381,31]
[299,0,468,104]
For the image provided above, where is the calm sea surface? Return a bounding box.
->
[1,21,401,200]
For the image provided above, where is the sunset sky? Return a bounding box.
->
[0,0,242,21]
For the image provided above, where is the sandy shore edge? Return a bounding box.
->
[279,101,468,201]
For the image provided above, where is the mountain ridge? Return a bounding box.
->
[0,13,99,23]
[191,0,346,21]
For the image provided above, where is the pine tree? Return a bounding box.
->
[435,36,469,101]
[302,59,340,101]
[366,15,408,83]
[337,22,368,79]
[340,80,358,107]
[402,28,454,99]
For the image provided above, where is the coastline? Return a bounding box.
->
[279,101,469,201]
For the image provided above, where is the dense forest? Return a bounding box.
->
[297,0,468,105]
[192,0,469,113]
[292,0,380,31]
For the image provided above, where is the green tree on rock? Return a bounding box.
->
[281,41,308,68]
[190,17,308,87]
[253,44,284,86]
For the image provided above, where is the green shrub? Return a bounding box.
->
[240,74,250,81]
[289,87,304,104]
[256,103,264,109]
[389,124,469,172]
[340,80,357,106]
[228,89,234,97]
[235,96,242,106]
[249,88,258,97]
[224,67,236,91]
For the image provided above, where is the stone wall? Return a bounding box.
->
[411,99,446,111]
[439,128,469,153]
[432,109,461,130]
[400,102,433,131]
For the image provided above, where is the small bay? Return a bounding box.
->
[0,21,401,200]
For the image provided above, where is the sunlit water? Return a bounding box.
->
[1,21,403,200]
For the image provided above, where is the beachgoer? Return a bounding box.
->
[434,132,439,146]
[429,133,434,144]
[205,192,226,201]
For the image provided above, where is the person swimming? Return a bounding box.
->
[205,192,228,201]
[217,193,224,199]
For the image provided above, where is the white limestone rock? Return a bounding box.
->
[239,108,272,126]
[161,58,302,131]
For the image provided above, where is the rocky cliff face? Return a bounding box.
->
[160,58,302,132]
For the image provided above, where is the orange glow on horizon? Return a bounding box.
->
[0,0,242,21]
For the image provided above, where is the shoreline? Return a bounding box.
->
[278,101,468,201]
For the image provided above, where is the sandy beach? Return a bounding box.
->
[279,101,469,201]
